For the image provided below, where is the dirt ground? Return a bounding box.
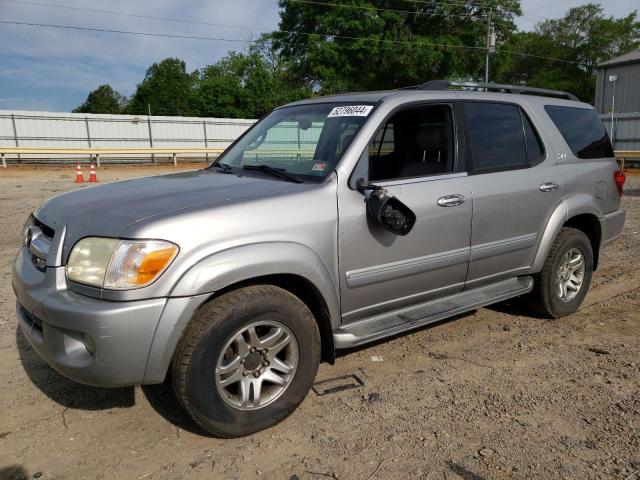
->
[1,164,639,480]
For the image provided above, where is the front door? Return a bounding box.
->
[337,103,473,323]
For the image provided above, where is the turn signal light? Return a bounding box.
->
[135,246,178,286]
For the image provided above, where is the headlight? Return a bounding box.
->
[67,237,178,289]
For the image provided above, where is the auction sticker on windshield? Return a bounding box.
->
[327,105,374,118]
[312,162,328,172]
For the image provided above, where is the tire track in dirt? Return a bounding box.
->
[581,268,640,310]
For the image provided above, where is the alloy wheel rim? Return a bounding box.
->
[215,320,299,410]
[556,247,585,302]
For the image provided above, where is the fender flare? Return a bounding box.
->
[530,194,603,273]
[142,242,341,384]
[170,242,340,324]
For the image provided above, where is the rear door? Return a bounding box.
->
[462,101,562,288]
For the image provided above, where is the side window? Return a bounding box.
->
[465,102,527,171]
[368,105,454,182]
[522,110,545,165]
[544,105,614,159]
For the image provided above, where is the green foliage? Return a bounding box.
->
[98,39,311,119]
[72,84,126,114]
[272,0,521,92]
[126,58,199,116]
[74,2,639,116]
[494,4,640,102]
[194,38,312,118]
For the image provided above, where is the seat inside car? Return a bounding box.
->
[368,105,453,181]
[399,125,449,178]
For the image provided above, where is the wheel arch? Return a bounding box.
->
[143,243,339,383]
[563,214,602,270]
[203,273,336,364]
[531,195,603,273]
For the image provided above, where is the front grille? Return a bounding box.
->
[27,216,56,271]
[33,217,55,240]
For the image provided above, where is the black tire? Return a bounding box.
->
[171,285,321,437]
[529,227,593,318]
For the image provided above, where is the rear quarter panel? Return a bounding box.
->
[558,158,621,216]
[524,97,621,217]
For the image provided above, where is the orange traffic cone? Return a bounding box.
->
[88,163,98,182]
[75,164,84,183]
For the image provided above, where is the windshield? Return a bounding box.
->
[212,102,375,181]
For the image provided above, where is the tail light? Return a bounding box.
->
[613,170,625,196]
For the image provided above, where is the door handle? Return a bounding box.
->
[437,194,465,207]
[539,182,558,192]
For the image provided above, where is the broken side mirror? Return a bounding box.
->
[356,178,416,236]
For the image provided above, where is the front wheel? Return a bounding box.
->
[529,227,593,318]
[171,285,321,437]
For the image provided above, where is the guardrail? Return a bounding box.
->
[0,147,225,167]
[615,150,640,170]
[2,146,639,168]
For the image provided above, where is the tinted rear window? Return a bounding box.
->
[544,106,613,159]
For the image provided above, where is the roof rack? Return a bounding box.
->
[404,80,579,101]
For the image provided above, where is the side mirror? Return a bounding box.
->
[356,179,416,236]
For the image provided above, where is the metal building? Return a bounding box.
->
[595,50,640,151]
[596,50,640,114]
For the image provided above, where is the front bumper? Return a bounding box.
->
[13,247,167,387]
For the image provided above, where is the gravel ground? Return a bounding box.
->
[1,165,639,480]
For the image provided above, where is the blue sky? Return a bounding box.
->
[0,0,636,112]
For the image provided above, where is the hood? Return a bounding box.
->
[34,169,309,262]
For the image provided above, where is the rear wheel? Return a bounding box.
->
[529,227,593,318]
[171,285,321,437]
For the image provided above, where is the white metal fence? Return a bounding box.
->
[0,110,256,164]
[1,109,637,166]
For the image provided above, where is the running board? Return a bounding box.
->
[333,276,533,349]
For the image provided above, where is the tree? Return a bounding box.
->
[495,4,639,102]
[126,58,199,116]
[73,84,126,114]
[74,2,638,117]
[194,37,312,118]
[271,0,521,94]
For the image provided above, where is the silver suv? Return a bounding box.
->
[13,81,627,437]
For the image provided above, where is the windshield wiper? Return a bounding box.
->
[211,162,233,173]
[242,164,302,183]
